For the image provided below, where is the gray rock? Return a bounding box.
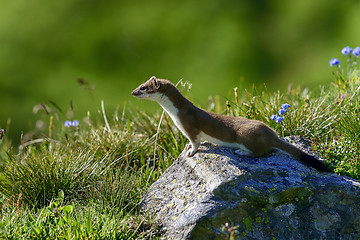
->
[142,141,360,240]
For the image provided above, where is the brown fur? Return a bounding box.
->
[132,77,330,172]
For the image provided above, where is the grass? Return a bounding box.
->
[1,50,360,239]
[0,104,186,239]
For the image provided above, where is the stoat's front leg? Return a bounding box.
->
[185,135,201,157]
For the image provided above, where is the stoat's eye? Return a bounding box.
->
[140,86,147,91]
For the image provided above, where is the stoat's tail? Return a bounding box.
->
[274,138,331,172]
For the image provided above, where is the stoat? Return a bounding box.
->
[131,76,330,172]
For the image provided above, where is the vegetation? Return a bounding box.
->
[2,1,360,143]
[1,46,360,239]
[226,46,360,178]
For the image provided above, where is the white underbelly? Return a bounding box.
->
[200,132,252,154]
[157,96,252,154]
[173,117,189,138]
[159,95,189,139]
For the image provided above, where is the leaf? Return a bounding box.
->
[61,205,73,214]
[58,190,65,202]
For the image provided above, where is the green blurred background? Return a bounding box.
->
[1,0,360,144]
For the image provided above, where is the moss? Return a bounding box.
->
[273,187,312,206]
[243,216,253,231]
[255,216,263,223]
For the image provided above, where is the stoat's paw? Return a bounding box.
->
[185,144,196,157]
[187,150,196,157]
[234,149,249,156]
[185,143,192,151]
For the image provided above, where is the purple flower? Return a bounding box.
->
[271,115,278,121]
[341,46,352,55]
[329,58,340,67]
[72,120,79,127]
[353,47,360,57]
[278,108,287,115]
[64,120,72,127]
[275,117,284,123]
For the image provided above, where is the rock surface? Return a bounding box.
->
[142,139,360,239]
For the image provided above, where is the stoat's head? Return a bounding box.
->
[131,76,173,102]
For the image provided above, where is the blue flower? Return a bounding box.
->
[329,58,340,66]
[281,103,290,109]
[64,120,72,127]
[341,46,352,55]
[278,108,287,115]
[275,117,284,123]
[65,120,79,127]
[271,115,278,120]
[353,47,360,57]
[271,115,284,123]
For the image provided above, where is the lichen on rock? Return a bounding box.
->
[142,140,360,239]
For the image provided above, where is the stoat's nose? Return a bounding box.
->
[131,89,140,96]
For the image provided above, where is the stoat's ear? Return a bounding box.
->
[151,76,160,89]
